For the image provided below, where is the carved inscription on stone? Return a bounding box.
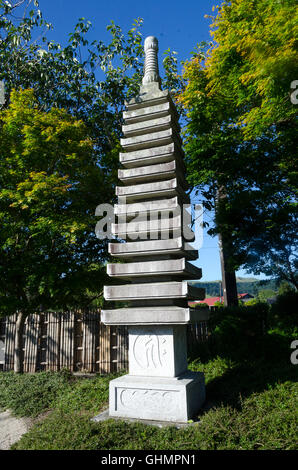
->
[132,331,167,370]
[118,387,178,414]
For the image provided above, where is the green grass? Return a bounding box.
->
[0,369,72,417]
[0,350,295,450]
[0,368,122,418]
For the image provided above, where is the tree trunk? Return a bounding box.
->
[216,188,238,307]
[218,232,238,306]
[14,311,26,373]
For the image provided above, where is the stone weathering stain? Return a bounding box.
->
[101,36,206,423]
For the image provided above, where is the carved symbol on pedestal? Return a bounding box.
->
[132,333,167,370]
[119,388,177,413]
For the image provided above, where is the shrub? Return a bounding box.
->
[208,303,269,360]
[244,298,261,307]
[269,290,298,335]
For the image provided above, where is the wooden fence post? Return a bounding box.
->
[23,314,40,373]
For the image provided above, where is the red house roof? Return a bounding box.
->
[238,293,252,299]
[190,293,253,307]
[196,297,223,307]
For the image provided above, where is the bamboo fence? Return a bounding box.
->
[0,309,209,373]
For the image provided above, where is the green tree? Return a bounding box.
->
[278,281,296,297]
[257,290,276,303]
[179,0,297,288]
[0,89,108,372]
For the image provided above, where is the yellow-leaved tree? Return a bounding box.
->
[179,0,297,291]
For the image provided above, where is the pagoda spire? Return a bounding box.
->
[142,36,161,88]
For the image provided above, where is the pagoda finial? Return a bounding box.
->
[142,36,161,88]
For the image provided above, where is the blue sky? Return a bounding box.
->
[38,0,266,282]
[40,0,216,57]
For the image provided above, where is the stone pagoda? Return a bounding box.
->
[101,36,206,423]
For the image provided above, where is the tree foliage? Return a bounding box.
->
[0,88,108,315]
[0,1,146,189]
[179,0,298,286]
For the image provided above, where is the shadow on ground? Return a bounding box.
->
[192,332,298,414]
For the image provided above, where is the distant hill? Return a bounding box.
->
[190,278,277,298]
[236,277,259,283]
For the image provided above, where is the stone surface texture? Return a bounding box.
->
[108,372,205,423]
[101,36,205,423]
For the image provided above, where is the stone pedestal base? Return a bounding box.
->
[109,371,205,423]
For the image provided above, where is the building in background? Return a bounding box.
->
[189,293,254,309]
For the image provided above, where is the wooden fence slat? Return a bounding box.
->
[98,322,111,374]
[82,312,88,371]
[46,312,60,371]
[4,313,16,371]
[82,311,98,372]
[60,312,74,370]
[23,315,40,373]
[91,310,99,372]
[0,317,5,369]
[117,326,128,372]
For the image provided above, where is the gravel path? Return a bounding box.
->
[0,410,32,450]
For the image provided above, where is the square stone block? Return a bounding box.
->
[128,325,187,377]
[109,372,205,423]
